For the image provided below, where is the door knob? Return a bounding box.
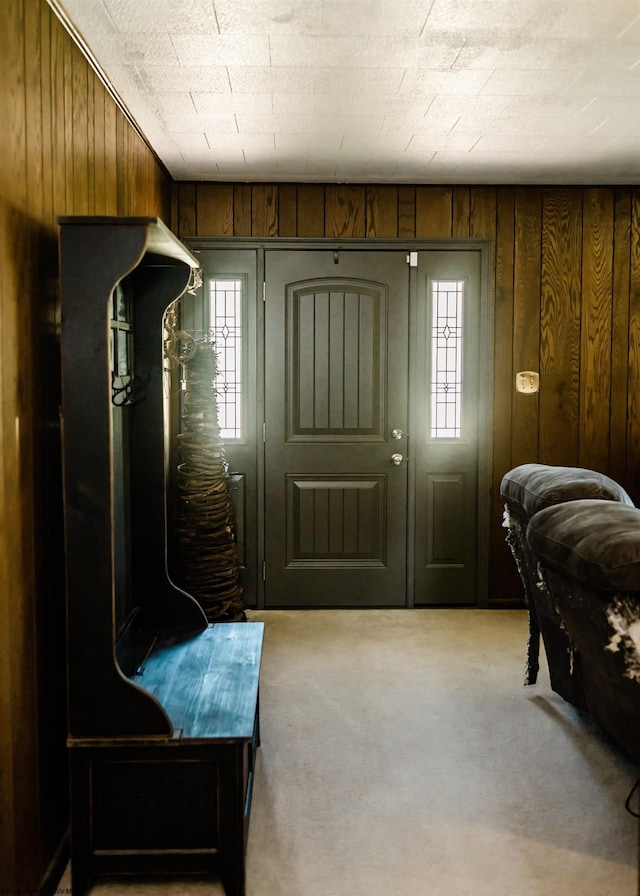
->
[391,453,404,466]
[391,428,403,440]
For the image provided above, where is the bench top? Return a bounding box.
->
[131,621,263,742]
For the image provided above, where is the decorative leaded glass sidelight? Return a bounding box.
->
[208,278,243,440]
[430,279,464,439]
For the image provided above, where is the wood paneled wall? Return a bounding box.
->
[0,1,172,890]
[174,182,640,606]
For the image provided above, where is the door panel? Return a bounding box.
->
[264,251,409,607]
[412,251,481,605]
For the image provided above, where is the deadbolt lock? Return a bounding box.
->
[391,428,403,440]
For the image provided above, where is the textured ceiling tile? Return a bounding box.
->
[424,0,540,36]
[214,0,324,34]
[162,113,238,133]
[520,117,610,137]
[227,66,317,93]
[236,113,383,134]
[57,0,640,183]
[584,119,640,138]
[275,132,343,151]
[522,0,639,40]
[206,133,275,150]
[480,69,582,96]
[401,69,494,96]
[565,70,640,96]
[171,34,270,66]
[406,133,480,152]
[138,65,230,93]
[269,35,369,66]
[313,67,406,94]
[341,132,412,152]
[103,0,220,33]
[320,0,432,36]
[192,92,273,114]
[449,115,532,137]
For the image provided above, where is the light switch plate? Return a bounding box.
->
[516,371,539,393]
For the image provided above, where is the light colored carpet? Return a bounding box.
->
[60,609,639,896]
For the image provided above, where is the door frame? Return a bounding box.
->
[186,237,495,610]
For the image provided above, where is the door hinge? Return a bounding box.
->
[262,281,266,302]
[262,561,266,581]
[407,251,418,267]
[263,422,266,443]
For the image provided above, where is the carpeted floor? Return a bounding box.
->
[59,609,639,895]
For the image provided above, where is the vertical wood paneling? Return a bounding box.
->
[469,186,497,240]
[539,189,583,465]
[0,1,173,890]
[196,183,233,235]
[627,191,640,498]
[365,186,398,237]
[452,187,470,238]
[398,186,416,238]
[325,185,365,238]
[278,184,297,237]
[233,183,252,236]
[177,182,196,237]
[297,184,324,236]
[491,189,517,602]
[416,186,452,237]
[610,189,632,486]
[103,89,117,214]
[251,184,278,237]
[580,188,614,472]
[512,188,542,466]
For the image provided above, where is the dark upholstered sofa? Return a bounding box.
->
[501,464,640,762]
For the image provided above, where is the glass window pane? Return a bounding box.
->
[209,278,243,440]
[430,280,464,439]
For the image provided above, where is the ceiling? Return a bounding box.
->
[53,0,640,184]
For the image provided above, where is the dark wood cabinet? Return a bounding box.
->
[59,217,263,896]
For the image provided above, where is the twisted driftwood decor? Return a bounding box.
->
[168,320,245,622]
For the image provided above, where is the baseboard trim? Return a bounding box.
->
[39,828,70,896]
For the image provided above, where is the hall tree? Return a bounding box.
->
[3,0,640,891]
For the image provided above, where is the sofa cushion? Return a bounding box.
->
[526,499,640,593]
[500,463,633,518]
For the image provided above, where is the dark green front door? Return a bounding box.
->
[264,250,410,607]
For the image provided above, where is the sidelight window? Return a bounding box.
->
[208,278,243,440]
[430,279,464,439]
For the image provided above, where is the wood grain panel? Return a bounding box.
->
[251,183,278,237]
[365,186,398,237]
[233,183,252,236]
[0,1,173,890]
[278,183,297,237]
[325,185,366,238]
[452,187,470,238]
[71,48,89,214]
[539,188,582,465]
[398,186,416,238]
[490,189,517,604]
[469,187,497,240]
[610,189,632,486]
[177,182,196,237]
[579,188,614,472]
[93,78,106,214]
[627,191,640,500]
[415,186,452,238]
[196,183,233,235]
[296,184,325,237]
[511,188,542,467]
